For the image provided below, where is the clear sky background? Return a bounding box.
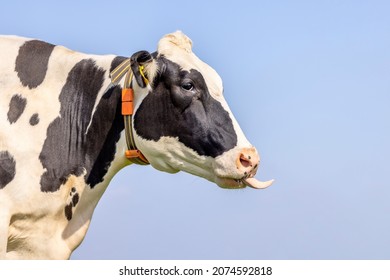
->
[1,0,389,259]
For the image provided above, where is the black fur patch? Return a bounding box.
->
[39,58,124,192]
[134,57,237,158]
[0,151,16,189]
[64,204,73,220]
[15,40,55,89]
[7,94,27,124]
[84,85,124,187]
[29,113,39,126]
[72,192,79,206]
[39,59,104,192]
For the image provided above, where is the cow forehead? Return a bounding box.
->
[157,33,223,99]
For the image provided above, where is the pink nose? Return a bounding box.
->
[236,147,260,176]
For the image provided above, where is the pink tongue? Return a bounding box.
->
[243,177,274,189]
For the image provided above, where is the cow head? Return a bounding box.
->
[130,31,273,189]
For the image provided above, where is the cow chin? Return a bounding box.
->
[213,177,246,189]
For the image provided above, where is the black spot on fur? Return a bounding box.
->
[0,151,16,189]
[29,113,39,126]
[64,190,80,220]
[134,57,237,158]
[7,95,27,124]
[64,204,73,220]
[15,40,55,89]
[72,192,79,206]
[39,58,124,192]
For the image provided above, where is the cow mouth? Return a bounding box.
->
[215,175,274,189]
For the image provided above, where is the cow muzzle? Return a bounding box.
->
[214,147,274,189]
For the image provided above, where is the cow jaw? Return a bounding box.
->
[134,136,273,190]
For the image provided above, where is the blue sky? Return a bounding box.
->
[1,0,389,259]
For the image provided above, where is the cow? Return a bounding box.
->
[0,31,273,259]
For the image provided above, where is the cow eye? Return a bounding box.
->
[181,82,194,91]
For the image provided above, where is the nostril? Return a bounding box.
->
[240,154,252,168]
[236,148,260,174]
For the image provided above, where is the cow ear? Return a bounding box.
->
[130,50,153,88]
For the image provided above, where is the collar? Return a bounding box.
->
[110,59,149,165]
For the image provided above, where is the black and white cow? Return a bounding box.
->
[0,31,273,259]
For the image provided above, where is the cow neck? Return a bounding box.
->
[110,59,149,165]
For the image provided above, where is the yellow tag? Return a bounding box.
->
[139,65,149,85]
